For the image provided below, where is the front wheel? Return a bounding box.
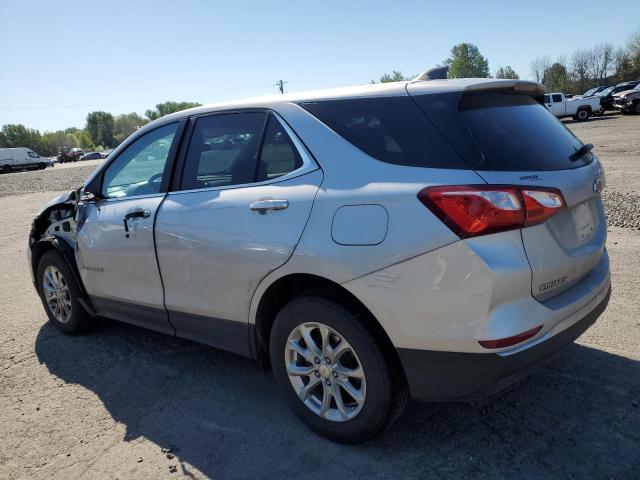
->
[576,109,590,121]
[37,250,93,334]
[270,295,407,443]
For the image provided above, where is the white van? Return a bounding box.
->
[0,147,50,173]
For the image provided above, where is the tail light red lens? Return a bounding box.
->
[521,189,565,226]
[479,326,542,349]
[418,185,565,238]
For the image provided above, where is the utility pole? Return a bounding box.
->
[275,79,288,94]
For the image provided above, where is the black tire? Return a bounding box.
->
[270,295,407,443]
[1,165,10,174]
[634,102,640,115]
[36,250,93,334]
[576,108,590,121]
[38,163,46,170]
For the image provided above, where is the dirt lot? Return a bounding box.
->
[1,114,639,479]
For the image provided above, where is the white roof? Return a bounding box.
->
[159,78,544,124]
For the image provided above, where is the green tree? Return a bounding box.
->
[444,43,490,78]
[114,112,148,144]
[494,66,519,79]
[377,71,412,83]
[85,111,115,147]
[627,29,640,73]
[0,124,42,149]
[77,131,94,149]
[543,62,569,92]
[64,133,79,148]
[144,101,201,121]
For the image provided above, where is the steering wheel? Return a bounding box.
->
[130,172,164,196]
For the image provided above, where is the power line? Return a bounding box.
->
[0,82,276,109]
[275,79,288,94]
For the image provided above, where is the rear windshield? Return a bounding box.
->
[458,93,591,171]
[299,96,468,169]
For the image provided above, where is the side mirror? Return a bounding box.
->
[80,184,105,202]
[81,175,104,203]
[80,191,99,202]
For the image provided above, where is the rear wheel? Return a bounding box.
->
[37,250,93,334]
[270,295,407,443]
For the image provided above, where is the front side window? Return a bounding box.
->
[102,122,178,198]
[181,113,266,190]
[28,151,39,158]
[552,94,562,103]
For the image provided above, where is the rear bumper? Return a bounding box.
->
[398,285,611,401]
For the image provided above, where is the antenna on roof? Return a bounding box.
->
[414,66,449,81]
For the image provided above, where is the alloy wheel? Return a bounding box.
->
[285,322,366,422]
[42,266,72,323]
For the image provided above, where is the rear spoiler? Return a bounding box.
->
[463,80,546,98]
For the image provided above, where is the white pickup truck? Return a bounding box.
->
[544,92,602,121]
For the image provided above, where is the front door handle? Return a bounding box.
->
[249,198,289,214]
[123,209,151,237]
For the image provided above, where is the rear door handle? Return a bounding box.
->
[123,209,151,237]
[249,199,289,214]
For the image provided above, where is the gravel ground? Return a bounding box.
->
[0,114,639,479]
[564,113,640,230]
[603,191,640,230]
[0,162,100,198]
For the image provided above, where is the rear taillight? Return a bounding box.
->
[521,189,564,226]
[418,185,565,238]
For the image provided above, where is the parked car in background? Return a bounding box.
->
[597,81,640,112]
[28,74,610,443]
[80,152,103,161]
[582,86,610,97]
[544,92,602,120]
[57,147,84,163]
[613,88,640,114]
[0,147,49,173]
[100,149,113,159]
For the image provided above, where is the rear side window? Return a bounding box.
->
[257,116,303,182]
[458,93,589,171]
[300,96,468,169]
[181,112,266,190]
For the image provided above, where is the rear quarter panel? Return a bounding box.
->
[249,103,487,324]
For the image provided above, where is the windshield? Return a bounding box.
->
[597,87,614,96]
[583,88,596,96]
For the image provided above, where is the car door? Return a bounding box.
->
[551,94,564,116]
[76,121,183,334]
[154,111,322,355]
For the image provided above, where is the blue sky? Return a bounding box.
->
[1,0,638,131]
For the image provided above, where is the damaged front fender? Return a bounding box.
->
[28,188,80,283]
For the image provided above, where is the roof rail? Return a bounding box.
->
[413,66,449,81]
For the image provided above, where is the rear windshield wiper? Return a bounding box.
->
[569,143,593,162]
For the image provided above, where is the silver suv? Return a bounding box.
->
[29,74,610,443]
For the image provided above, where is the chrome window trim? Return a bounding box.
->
[167,111,319,197]
[91,192,166,204]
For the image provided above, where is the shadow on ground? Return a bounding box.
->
[35,319,640,480]
[561,113,620,125]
